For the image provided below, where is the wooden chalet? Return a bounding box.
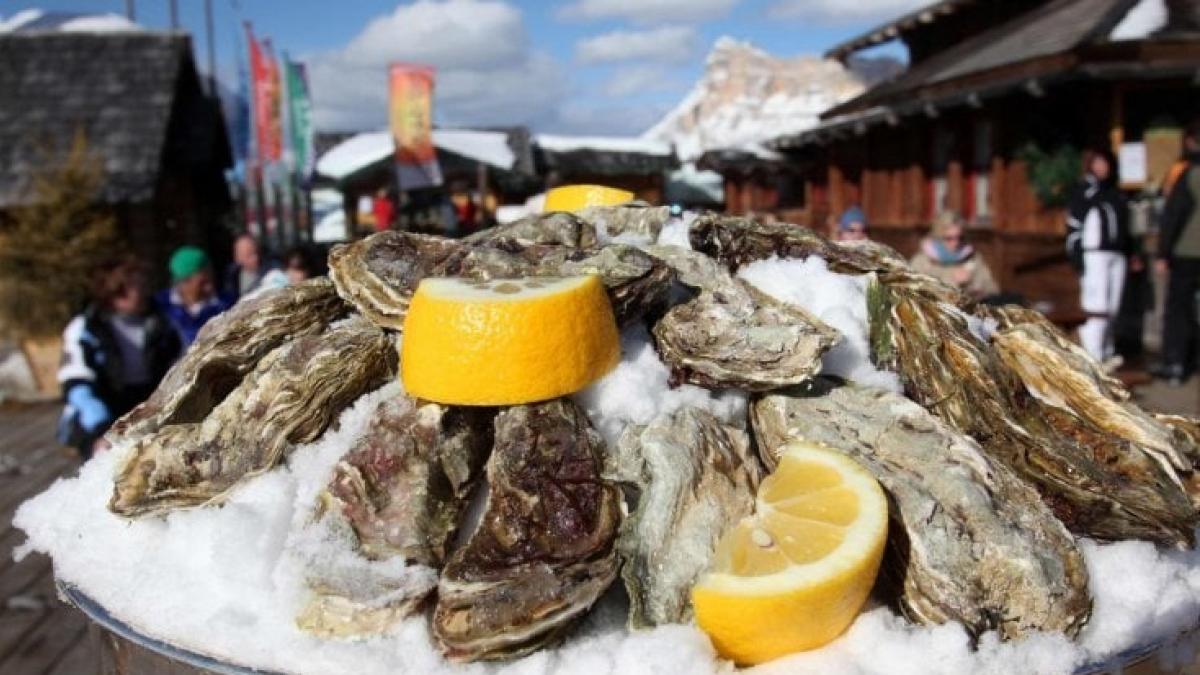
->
[760,0,1200,311]
[697,144,804,216]
[0,31,233,286]
[315,127,539,235]
[534,135,678,204]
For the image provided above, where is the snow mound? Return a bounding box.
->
[738,256,902,393]
[15,313,1200,674]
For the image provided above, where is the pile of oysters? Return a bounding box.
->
[105,206,1200,663]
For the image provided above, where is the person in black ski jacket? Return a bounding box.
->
[1065,149,1132,363]
[1154,119,1200,384]
[57,259,181,458]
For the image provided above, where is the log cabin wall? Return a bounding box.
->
[772,86,1134,316]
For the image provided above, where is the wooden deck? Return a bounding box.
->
[0,403,97,674]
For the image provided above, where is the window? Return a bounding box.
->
[931,127,954,218]
[973,121,993,222]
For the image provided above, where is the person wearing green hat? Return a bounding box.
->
[156,245,232,346]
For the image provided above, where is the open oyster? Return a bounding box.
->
[108,279,346,444]
[753,379,1091,639]
[298,394,494,638]
[605,408,759,628]
[328,231,462,331]
[870,279,1197,547]
[110,318,397,517]
[433,399,622,661]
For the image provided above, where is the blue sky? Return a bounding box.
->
[16,0,921,134]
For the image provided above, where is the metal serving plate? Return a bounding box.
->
[58,579,1196,675]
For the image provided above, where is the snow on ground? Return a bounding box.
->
[738,256,902,393]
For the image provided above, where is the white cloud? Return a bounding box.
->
[576,27,696,65]
[602,65,681,97]
[547,100,674,136]
[768,0,927,23]
[560,0,740,24]
[307,0,566,131]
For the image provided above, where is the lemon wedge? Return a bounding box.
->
[400,275,620,405]
[692,441,888,665]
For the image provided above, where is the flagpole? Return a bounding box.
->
[205,0,217,97]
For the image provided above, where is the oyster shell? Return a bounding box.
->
[438,242,672,326]
[577,204,671,242]
[688,213,908,275]
[605,408,759,628]
[295,511,439,638]
[299,395,494,637]
[993,322,1197,491]
[869,279,1197,547]
[324,395,494,565]
[753,379,1091,639]
[433,399,622,661]
[110,318,397,517]
[466,211,597,248]
[644,244,738,294]
[108,279,346,444]
[982,304,1130,402]
[329,231,462,331]
[652,278,839,391]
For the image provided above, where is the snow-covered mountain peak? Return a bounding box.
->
[644,37,867,161]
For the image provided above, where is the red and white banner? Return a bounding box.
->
[388,63,442,190]
[247,24,282,164]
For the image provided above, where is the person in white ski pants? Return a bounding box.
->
[1070,150,1129,362]
[1079,211,1127,361]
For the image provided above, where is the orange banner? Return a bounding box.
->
[389,63,441,189]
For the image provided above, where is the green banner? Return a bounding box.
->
[285,60,315,181]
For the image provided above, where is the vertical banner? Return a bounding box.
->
[262,39,284,164]
[388,63,442,190]
[247,26,282,165]
[285,60,316,183]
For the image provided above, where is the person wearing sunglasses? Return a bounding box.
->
[909,210,999,301]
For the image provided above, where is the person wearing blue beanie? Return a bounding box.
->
[835,206,869,242]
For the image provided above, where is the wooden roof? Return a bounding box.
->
[825,0,979,61]
[0,32,229,207]
[825,0,1141,118]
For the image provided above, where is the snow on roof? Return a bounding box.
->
[316,129,516,181]
[315,131,393,181]
[58,13,142,33]
[534,134,673,157]
[0,9,42,32]
[1109,0,1168,41]
[0,9,142,33]
[433,129,514,170]
[665,163,724,205]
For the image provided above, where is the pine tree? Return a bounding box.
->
[0,129,119,340]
